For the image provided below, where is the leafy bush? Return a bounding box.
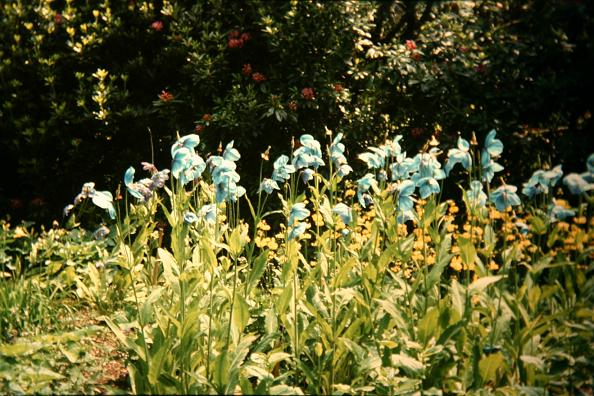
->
[1,1,593,224]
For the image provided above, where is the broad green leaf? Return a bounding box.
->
[417,306,440,345]
[269,385,304,395]
[458,237,476,269]
[158,248,180,293]
[22,366,64,382]
[232,294,250,341]
[228,226,243,258]
[479,351,505,384]
[391,353,424,375]
[468,275,503,295]
[246,250,268,294]
[0,342,44,356]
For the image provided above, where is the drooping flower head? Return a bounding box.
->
[466,180,487,209]
[259,178,280,194]
[357,173,378,208]
[489,184,521,212]
[481,151,504,183]
[483,129,503,158]
[522,165,563,198]
[67,182,116,220]
[292,134,325,170]
[272,154,296,183]
[396,180,416,223]
[547,199,575,222]
[332,203,353,225]
[563,173,594,195]
[288,202,310,226]
[444,136,472,176]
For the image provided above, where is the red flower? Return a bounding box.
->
[151,20,164,31]
[240,32,251,42]
[242,63,253,76]
[333,83,343,93]
[252,72,266,83]
[411,53,421,61]
[202,113,212,122]
[54,13,63,25]
[301,87,315,101]
[228,38,243,49]
[195,124,205,133]
[158,90,174,102]
[405,40,417,51]
[228,30,241,39]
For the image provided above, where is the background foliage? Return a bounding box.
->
[1,0,593,224]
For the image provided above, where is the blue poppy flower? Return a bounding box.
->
[397,179,416,212]
[411,149,445,181]
[330,133,348,166]
[184,211,199,224]
[357,173,378,208]
[515,221,529,235]
[337,163,353,177]
[292,134,325,170]
[522,165,563,197]
[481,151,504,183]
[288,202,310,226]
[179,153,206,186]
[563,173,594,195]
[124,167,152,201]
[358,151,384,169]
[171,134,200,157]
[91,190,116,220]
[581,153,594,183]
[223,140,241,162]
[272,155,296,182]
[199,204,217,224]
[484,129,503,158]
[466,180,487,209]
[332,203,352,224]
[381,136,403,157]
[489,185,521,212]
[288,222,309,241]
[390,153,415,181]
[259,178,280,194]
[301,168,315,184]
[416,177,441,199]
[547,201,575,222]
[444,137,472,176]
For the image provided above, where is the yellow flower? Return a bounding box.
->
[488,260,499,271]
[311,212,325,227]
[257,220,271,231]
[450,255,463,272]
[13,227,28,239]
[344,189,356,198]
[574,216,587,225]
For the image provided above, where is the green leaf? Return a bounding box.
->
[458,237,476,269]
[468,275,503,295]
[232,294,250,341]
[228,226,243,258]
[0,342,44,356]
[479,352,505,384]
[269,385,304,395]
[158,248,180,293]
[246,250,268,294]
[391,353,424,375]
